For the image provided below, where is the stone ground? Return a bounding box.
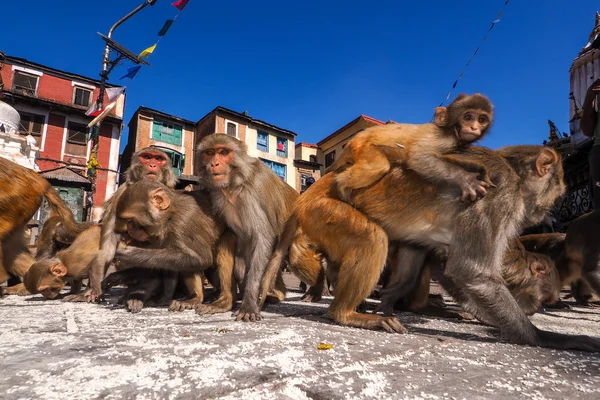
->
[1,274,600,400]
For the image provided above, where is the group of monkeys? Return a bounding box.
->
[1,93,600,353]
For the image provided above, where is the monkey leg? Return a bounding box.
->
[373,244,427,316]
[335,150,391,203]
[169,272,205,312]
[68,279,83,295]
[0,263,10,286]
[196,232,236,315]
[327,223,407,333]
[0,283,30,296]
[148,271,178,307]
[288,236,325,303]
[265,271,287,304]
[126,278,162,314]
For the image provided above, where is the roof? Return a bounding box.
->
[2,90,123,122]
[295,142,318,148]
[40,167,91,185]
[294,159,321,168]
[132,105,196,126]
[317,115,384,146]
[5,55,121,89]
[197,106,297,138]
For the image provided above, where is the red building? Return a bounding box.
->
[0,55,125,221]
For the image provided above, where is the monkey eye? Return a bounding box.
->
[203,149,215,157]
[217,148,231,156]
[463,112,473,121]
[478,115,488,124]
[140,154,152,160]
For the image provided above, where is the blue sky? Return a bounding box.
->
[1,0,598,150]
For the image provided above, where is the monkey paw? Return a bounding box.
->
[460,174,490,202]
[300,291,322,303]
[168,299,201,312]
[233,308,262,322]
[63,289,101,303]
[127,299,144,313]
[378,316,408,333]
[371,302,395,317]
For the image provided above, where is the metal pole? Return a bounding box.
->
[88,0,157,219]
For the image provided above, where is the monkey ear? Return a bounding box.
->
[50,264,67,277]
[433,107,447,126]
[535,149,558,177]
[530,261,548,276]
[150,188,171,210]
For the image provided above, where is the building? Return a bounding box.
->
[317,115,385,175]
[0,54,125,222]
[294,142,321,193]
[122,106,198,189]
[196,106,297,188]
[124,105,299,190]
[546,11,600,227]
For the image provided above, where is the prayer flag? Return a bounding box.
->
[106,86,126,103]
[139,44,157,58]
[158,20,174,36]
[172,0,189,11]
[120,65,141,80]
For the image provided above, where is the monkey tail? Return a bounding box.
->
[43,187,80,238]
[258,214,299,309]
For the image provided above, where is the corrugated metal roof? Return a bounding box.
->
[41,167,91,184]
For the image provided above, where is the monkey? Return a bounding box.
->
[111,180,236,312]
[194,134,296,321]
[332,93,494,204]
[518,233,566,261]
[23,224,101,299]
[262,144,600,351]
[501,239,561,316]
[0,157,80,293]
[0,228,36,296]
[67,146,180,303]
[35,216,95,260]
[554,210,600,304]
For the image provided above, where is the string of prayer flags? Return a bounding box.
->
[172,0,190,11]
[120,65,141,80]
[85,86,126,117]
[438,0,511,106]
[158,20,174,36]
[139,44,157,58]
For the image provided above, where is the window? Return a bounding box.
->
[309,154,317,163]
[257,131,269,152]
[152,120,183,146]
[65,122,88,157]
[73,86,92,107]
[12,71,38,96]
[157,148,185,176]
[325,150,336,167]
[19,112,45,147]
[262,159,286,181]
[226,121,237,137]
[300,173,315,193]
[276,137,287,157]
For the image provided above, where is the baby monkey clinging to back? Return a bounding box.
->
[332,93,494,203]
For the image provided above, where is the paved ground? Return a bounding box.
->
[1,275,600,400]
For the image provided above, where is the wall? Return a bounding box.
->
[246,125,296,189]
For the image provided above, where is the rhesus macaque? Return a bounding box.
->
[0,228,35,296]
[23,225,101,299]
[332,93,494,204]
[36,216,95,260]
[0,157,80,293]
[111,180,235,311]
[554,211,600,303]
[501,239,561,316]
[69,146,179,303]
[195,134,297,321]
[264,144,600,351]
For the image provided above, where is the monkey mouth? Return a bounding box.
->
[461,133,480,141]
[146,172,158,178]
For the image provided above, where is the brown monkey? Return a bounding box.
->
[68,146,180,302]
[263,145,600,351]
[0,157,80,293]
[554,211,600,302]
[501,239,561,316]
[518,233,566,261]
[194,134,296,321]
[35,216,95,260]
[111,180,235,311]
[0,228,35,296]
[23,224,101,299]
[332,93,494,204]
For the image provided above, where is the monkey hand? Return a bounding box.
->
[459,173,491,202]
[63,288,102,303]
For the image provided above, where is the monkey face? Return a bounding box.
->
[115,212,153,244]
[458,110,491,142]
[24,261,67,299]
[139,151,169,179]
[201,145,235,187]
